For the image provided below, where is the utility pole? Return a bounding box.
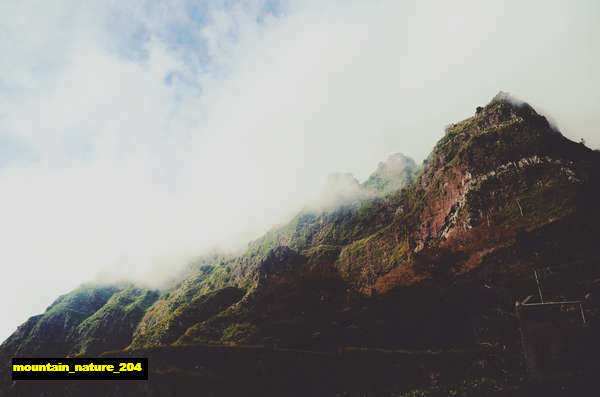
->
[534,269,544,303]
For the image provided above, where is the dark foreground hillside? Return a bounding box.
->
[7,343,600,397]
[2,93,600,396]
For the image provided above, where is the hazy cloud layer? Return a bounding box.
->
[1,0,599,340]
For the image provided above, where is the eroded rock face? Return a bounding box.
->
[408,97,580,253]
[333,93,600,293]
[233,94,599,297]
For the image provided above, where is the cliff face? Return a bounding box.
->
[183,93,600,348]
[2,93,600,368]
[337,92,600,294]
[410,93,579,252]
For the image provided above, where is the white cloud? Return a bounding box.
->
[1,0,599,341]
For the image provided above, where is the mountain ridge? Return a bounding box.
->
[3,92,600,395]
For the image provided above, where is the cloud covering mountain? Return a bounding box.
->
[1,0,599,341]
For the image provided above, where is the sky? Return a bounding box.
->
[0,0,599,341]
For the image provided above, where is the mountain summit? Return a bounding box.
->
[362,153,418,194]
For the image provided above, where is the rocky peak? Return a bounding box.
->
[427,93,558,177]
[447,93,549,140]
[363,153,418,194]
[409,92,591,255]
[486,91,528,117]
[489,91,519,105]
[370,153,417,179]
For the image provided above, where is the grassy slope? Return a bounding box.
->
[68,286,160,355]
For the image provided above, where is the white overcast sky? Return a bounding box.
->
[0,0,599,341]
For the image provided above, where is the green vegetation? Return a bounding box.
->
[69,286,159,355]
[128,287,244,349]
[220,323,257,343]
[0,284,121,357]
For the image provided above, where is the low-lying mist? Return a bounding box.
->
[1,0,599,341]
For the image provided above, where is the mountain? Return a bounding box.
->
[3,92,600,396]
[0,285,158,359]
[314,154,418,210]
[362,152,418,194]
